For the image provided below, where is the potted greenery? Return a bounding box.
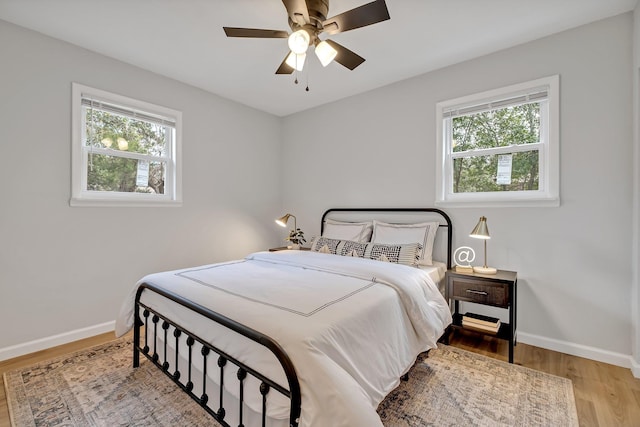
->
[286,228,306,249]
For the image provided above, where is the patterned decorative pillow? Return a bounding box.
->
[377,253,390,263]
[310,236,342,254]
[363,242,423,266]
[338,240,367,257]
[318,244,331,254]
[310,237,368,258]
[310,237,421,266]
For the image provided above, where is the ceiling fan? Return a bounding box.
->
[223,0,390,75]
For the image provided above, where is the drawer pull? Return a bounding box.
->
[466,289,488,296]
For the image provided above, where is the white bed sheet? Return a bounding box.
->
[423,260,447,291]
[116,250,452,427]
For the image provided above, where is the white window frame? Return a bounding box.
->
[71,83,182,207]
[435,75,559,208]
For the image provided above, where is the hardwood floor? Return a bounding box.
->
[1,330,639,426]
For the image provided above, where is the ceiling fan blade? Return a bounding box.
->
[324,40,365,70]
[281,0,310,26]
[322,0,390,35]
[223,27,288,38]
[276,52,295,74]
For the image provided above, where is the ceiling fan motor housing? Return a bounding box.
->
[288,0,329,45]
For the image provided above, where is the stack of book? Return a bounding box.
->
[454,264,474,273]
[462,312,501,334]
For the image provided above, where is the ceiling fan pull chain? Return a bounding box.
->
[305,69,309,92]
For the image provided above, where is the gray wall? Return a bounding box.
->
[282,13,634,362]
[0,19,283,349]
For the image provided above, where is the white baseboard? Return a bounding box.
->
[0,321,115,362]
[631,357,640,378]
[518,331,637,377]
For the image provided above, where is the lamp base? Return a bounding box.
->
[473,266,497,275]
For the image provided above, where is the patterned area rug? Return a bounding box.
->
[4,338,578,426]
[378,347,579,426]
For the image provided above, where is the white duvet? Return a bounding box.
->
[115,250,452,427]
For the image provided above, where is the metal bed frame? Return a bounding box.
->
[132,207,452,427]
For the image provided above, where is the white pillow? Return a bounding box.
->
[371,221,439,266]
[322,219,373,243]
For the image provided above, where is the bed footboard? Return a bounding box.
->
[133,282,301,427]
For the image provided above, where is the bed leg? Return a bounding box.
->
[439,326,451,345]
[133,305,141,368]
[133,345,140,368]
[400,373,409,382]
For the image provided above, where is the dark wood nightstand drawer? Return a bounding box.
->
[448,277,509,308]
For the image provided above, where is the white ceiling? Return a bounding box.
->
[0,0,636,116]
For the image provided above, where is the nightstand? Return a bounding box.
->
[446,269,518,363]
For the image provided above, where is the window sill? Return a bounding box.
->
[70,197,182,208]
[435,197,559,208]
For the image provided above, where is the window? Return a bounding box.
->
[435,75,559,207]
[71,83,182,206]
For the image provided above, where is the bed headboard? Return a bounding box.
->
[320,208,453,269]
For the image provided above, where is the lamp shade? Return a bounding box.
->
[276,213,295,228]
[288,30,310,55]
[285,51,306,71]
[469,216,497,274]
[470,216,490,239]
[315,40,337,67]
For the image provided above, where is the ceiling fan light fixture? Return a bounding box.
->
[315,40,337,67]
[223,0,391,75]
[285,51,306,71]
[288,29,310,55]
